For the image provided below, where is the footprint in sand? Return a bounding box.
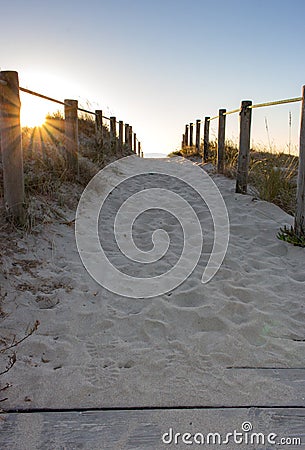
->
[85,359,120,387]
[84,341,120,387]
[35,294,59,309]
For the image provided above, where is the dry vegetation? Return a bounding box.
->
[0,113,134,231]
[169,140,299,217]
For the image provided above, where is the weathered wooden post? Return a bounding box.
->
[133,133,137,154]
[295,86,305,237]
[217,109,226,174]
[64,99,79,175]
[184,125,189,148]
[129,126,133,151]
[0,71,25,224]
[182,134,185,149]
[203,117,210,162]
[138,141,141,157]
[125,124,129,148]
[110,116,116,151]
[236,100,252,194]
[195,119,201,154]
[95,109,103,147]
[119,121,123,151]
[189,123,194,148]
[184,124,189,148]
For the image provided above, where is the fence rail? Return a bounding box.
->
[0,70,143,224]
[19,87,111,119]
[181,88,305,238]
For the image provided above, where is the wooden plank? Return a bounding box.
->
[128,125,133,151]
[217,108,226,173]
[95,109,103,147]
[189,122,193,147]
[125,123,129,147]
[0,407,304,449]
[181,133,185,149]
[2,366,305,411]
[110,116,116,151]
[203,116,210,162]
[184,124,189,147]
[64,99,79,176]
[295,85,305,237]
[236,100,252,194]
[119,120,123,151]
[195,119,201,154]
[133,133,137,154]
[0,70,25,224]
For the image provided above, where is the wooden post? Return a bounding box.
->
[203,117,210,162]
[133,133,137,154]
[64,99,79,175]
[189,123,193,148]
[119,121,123,151]
[295,86,305,237]
[95,110,103,146]
[110,116,116,151]
[195,119,201,154]
[217,109,226,174]
[236,100,252,194]
[182,134,185,149]
[0,71,24,224]
[184,125,189,147]
[184,124,189,147]
[125,124,129,147]
[138,141,141,157]
[129,126,133,151]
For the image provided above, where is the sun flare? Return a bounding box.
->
[20,93,50,128]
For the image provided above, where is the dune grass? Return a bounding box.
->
[169,141,298,217]
[0,113,134,230]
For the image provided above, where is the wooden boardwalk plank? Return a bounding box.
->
[2,367,305,411]
[0,407,304,449]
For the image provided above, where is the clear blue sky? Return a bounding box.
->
[1,0,305,155]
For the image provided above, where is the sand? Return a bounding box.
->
[0,155,305,410]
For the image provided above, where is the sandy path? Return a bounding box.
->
[1,156,304,409]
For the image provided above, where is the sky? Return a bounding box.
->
[1,0,305,156]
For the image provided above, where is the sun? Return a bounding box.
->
[20,93,49,128]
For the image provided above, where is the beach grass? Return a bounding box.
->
[169,141,298,216]
[0,113,134,230]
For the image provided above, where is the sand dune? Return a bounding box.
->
[0,156,304,410]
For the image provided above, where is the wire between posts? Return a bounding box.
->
[77,106,97,116]
[19,87,66,106]
[18,85,141,143]
[196,95,302,124]
[208,115,220,122]
[223,108,241,116]
[207,108,240,122]
[249,97,302,109]
[19,86,112,120]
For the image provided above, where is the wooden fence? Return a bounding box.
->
[181,88,305,238]
[0,70,144,224]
